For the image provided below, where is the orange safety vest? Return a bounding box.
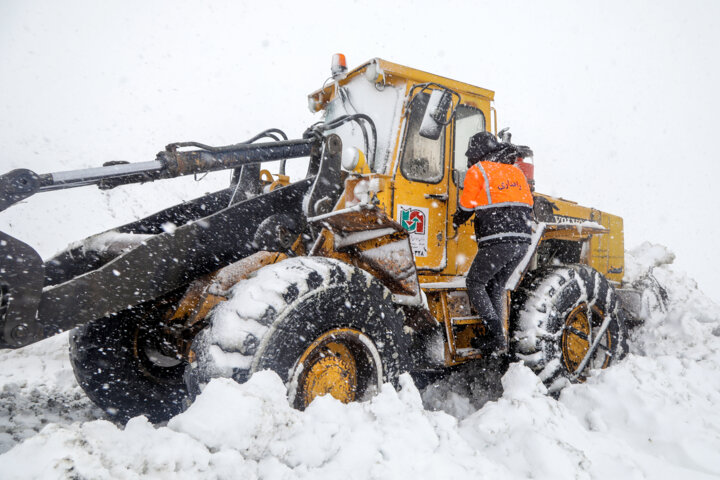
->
[459,161,533,211]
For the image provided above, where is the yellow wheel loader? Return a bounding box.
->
[0,56,646,422]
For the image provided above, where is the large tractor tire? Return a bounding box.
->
[186,257,408,409]
[69,298,188,423]
[512,264,629,392]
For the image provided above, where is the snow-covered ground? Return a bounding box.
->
[0,243,718,479]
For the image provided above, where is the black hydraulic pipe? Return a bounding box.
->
[0,137,320,211]
[161,137,317,178]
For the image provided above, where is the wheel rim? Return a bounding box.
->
[290,328,383,409]
[133,323,184,384]
[561,303,613,377]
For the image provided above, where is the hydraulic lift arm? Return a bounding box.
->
[0,137,321,212]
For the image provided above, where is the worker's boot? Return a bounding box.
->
[471,322,508,358]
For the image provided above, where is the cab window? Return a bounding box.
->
[400,92,445,183]
[453,105,486,187]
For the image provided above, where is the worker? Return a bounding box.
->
[452,131,534,354]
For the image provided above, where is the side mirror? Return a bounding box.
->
[419,89,453,140]
[498,127,512,143]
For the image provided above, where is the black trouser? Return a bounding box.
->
[466,240,530,344]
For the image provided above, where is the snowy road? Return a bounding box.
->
[0,245,719,479]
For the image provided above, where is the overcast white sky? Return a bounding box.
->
[1,0,719,301]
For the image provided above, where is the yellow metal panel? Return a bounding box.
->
[308,58,495,111]
[390,82,449,271]
[542,224,608,241]
[537,194,625,284]
[544,196,594,222]
[392,171,449,270]
[372,59,495,100]
[600,212,625,283]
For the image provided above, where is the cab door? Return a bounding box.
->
[393,91,450,271]
[446,102,489,276]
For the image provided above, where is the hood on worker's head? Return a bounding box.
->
[466,131,501,166]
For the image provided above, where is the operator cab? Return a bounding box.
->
[308,57,528,277]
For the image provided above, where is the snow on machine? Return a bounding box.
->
[0,56,650,422]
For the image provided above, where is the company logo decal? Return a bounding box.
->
[400,208,425,234]
[397,205,429,257]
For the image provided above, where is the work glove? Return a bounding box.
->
[452,210,471,229]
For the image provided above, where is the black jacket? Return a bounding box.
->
[454,204,533,245]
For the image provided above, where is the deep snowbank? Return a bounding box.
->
[0,333,104,454]
[0,243,719,479]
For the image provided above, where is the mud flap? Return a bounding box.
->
[308,205,422,305]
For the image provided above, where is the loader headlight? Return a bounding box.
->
[308,96,321,113]
[341,146,359,170]
[364,60,386,88]
[341,147,368,174]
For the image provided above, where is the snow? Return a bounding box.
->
[0,333,103,454]
[334,227,397,248]
[69,230,153,256]
[1,243,719,478]
[1,2,719,477]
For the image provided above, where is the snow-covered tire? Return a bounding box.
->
[69,301,188,424]
[628,270,669,326]
[512,264,629,392]
[186,257,409,409]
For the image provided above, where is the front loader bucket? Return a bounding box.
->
[2,177,314,348]
[0,232,44,347]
